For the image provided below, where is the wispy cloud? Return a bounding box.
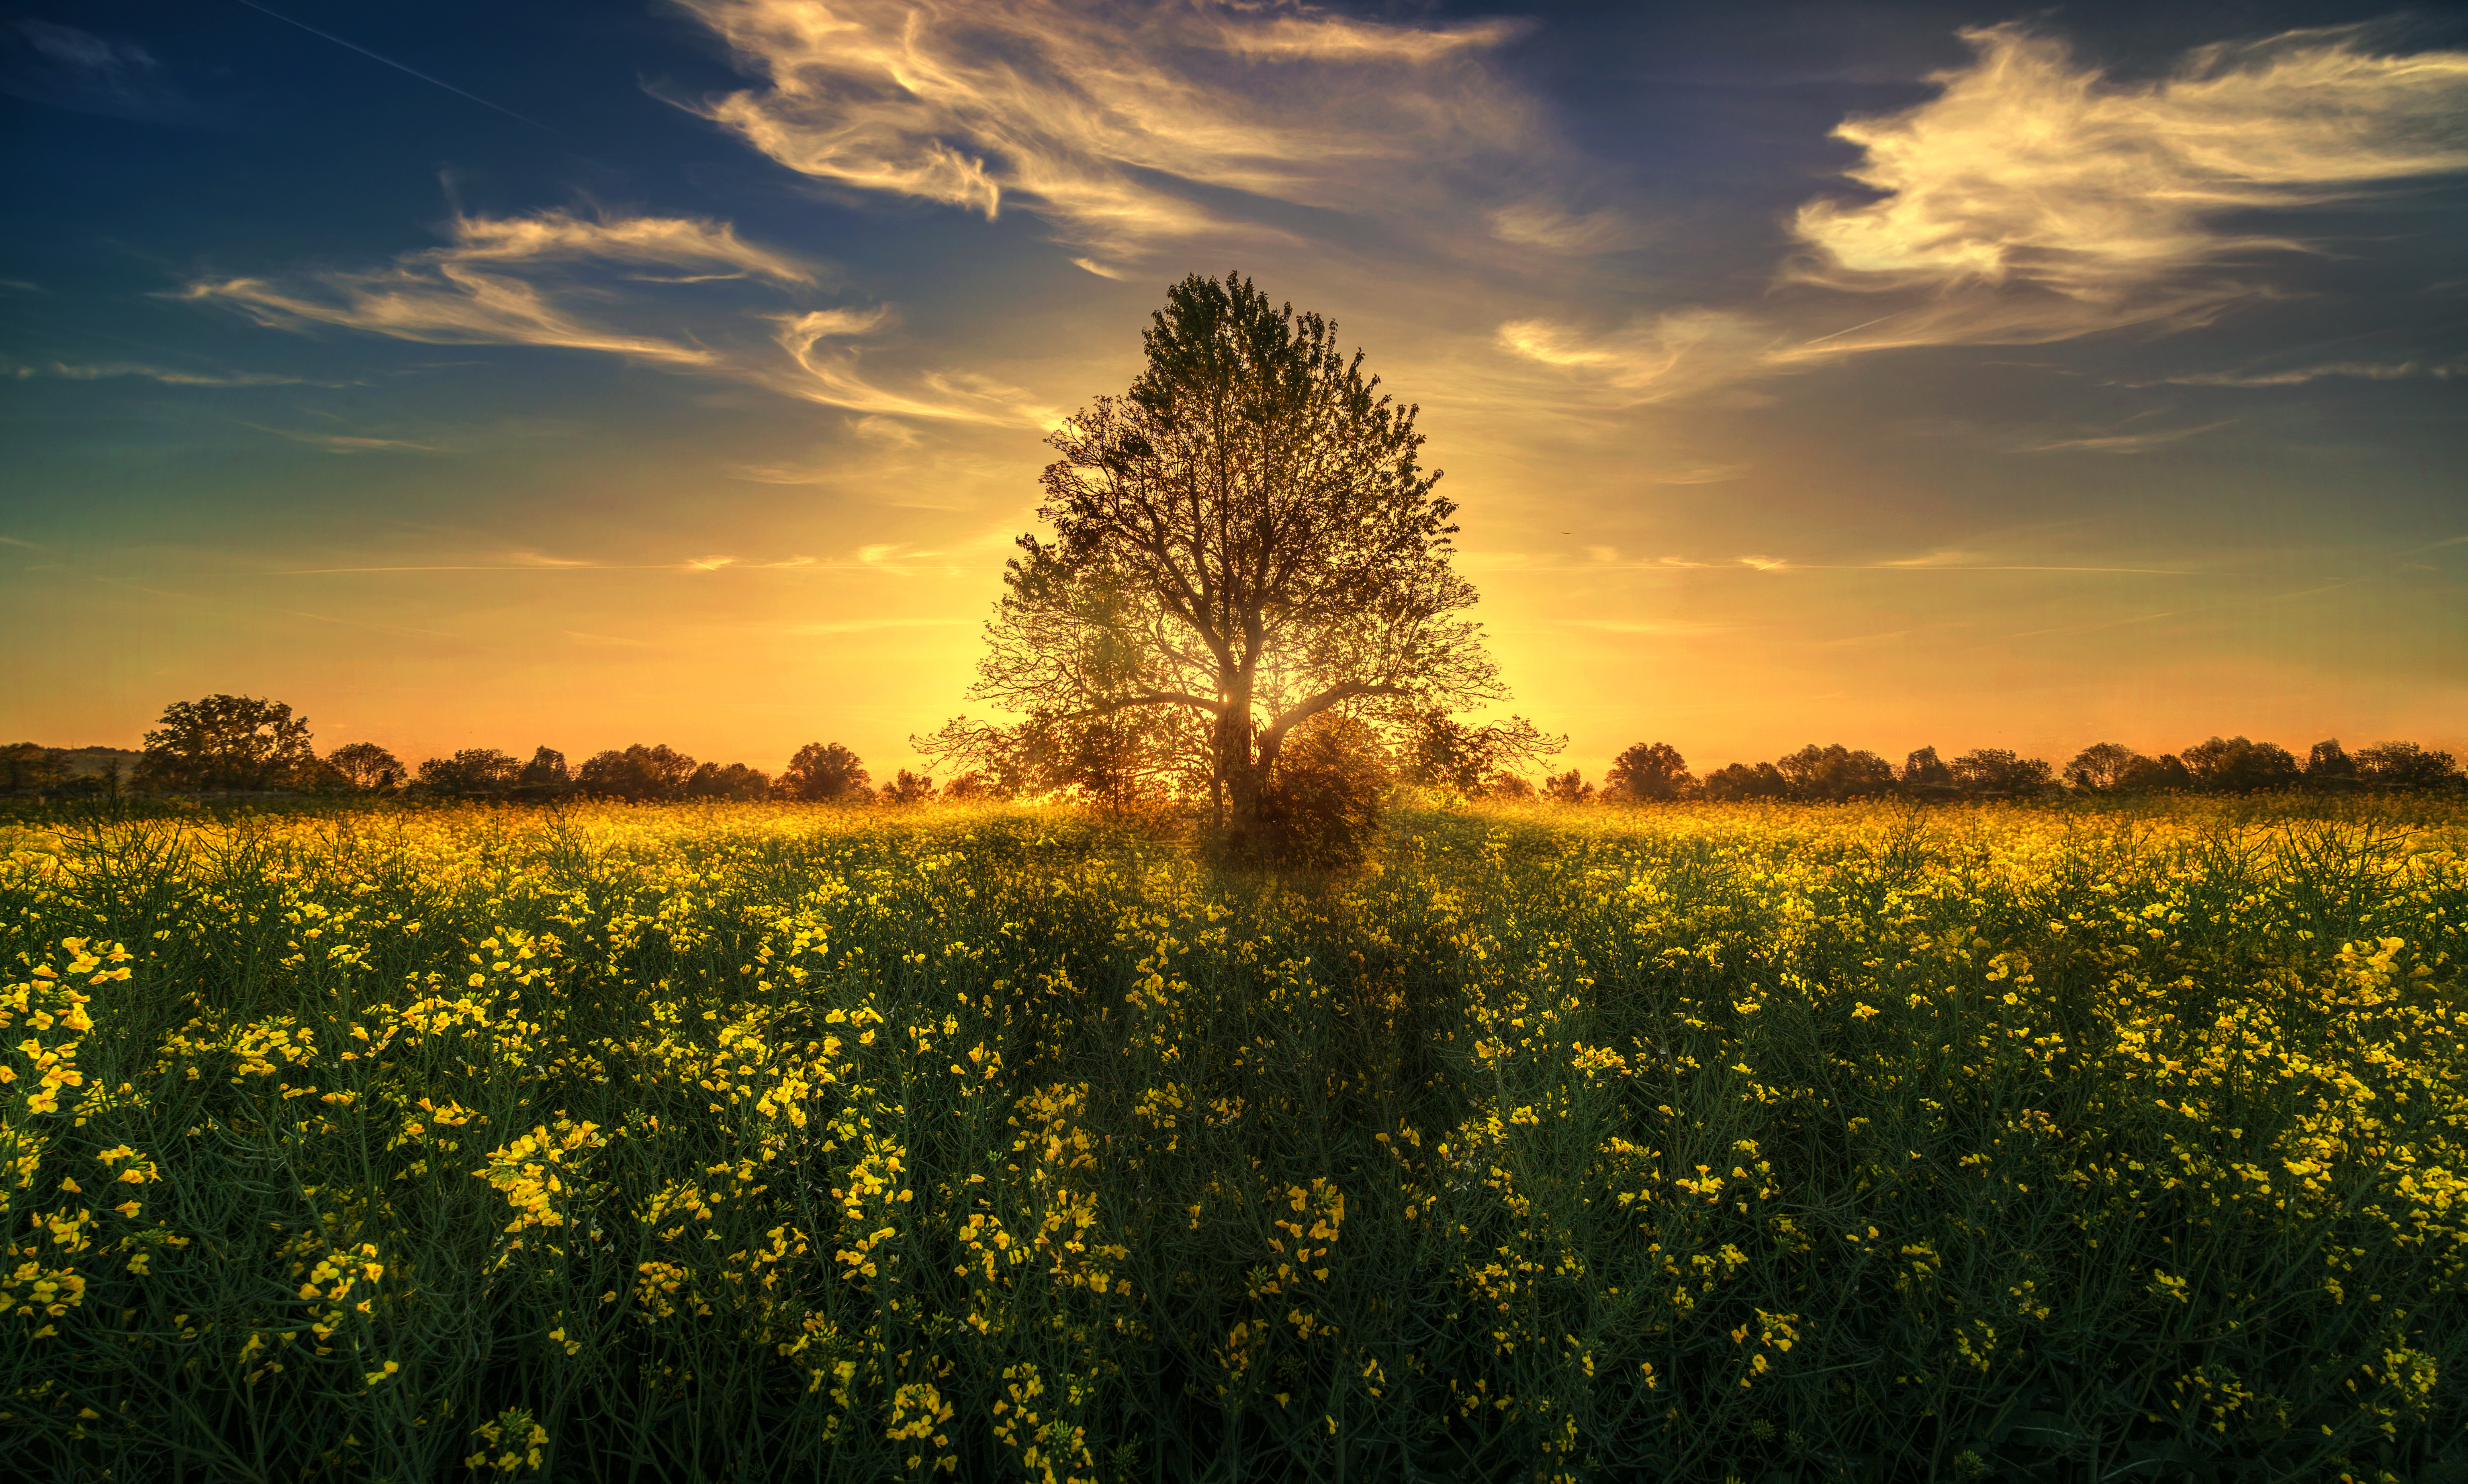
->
[1499,25,2468,400]
[180,208,812,364]
[1495,310,1774,405]
[9,359,319,387]
[0,19,202,123]
[2139,358,2463,387]
[237,422,443,454]
[1787,23,2468,343]
[2013,419,2235,454]
[668,0,1541,263]
[180,207,1051,427]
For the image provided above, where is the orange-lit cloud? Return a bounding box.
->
[669,0,1540,263]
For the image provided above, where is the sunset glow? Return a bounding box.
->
[4,0,2462,777]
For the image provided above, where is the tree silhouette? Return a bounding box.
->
[1950,748,2054,796]
[685,761,772,801]
[2182,736,2299,792]
[415,749,521,798]
[325,742,406,794]
[1701,762,1791,801]
[140,694,315,791]
[1542,770,1595,804]
[1901,747,1954,788]
[881,770,939,806]
[779,743,871,802]
[2353,741,2459,790]
[0,743,69,793]
[1605,742,1693,802]
[948,271,1507,843]
[578,744,698,802]
[1775,743,1893,800]
[2063,743,2144,792]
[516,747,571,797]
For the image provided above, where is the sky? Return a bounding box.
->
[3,0,2463,782]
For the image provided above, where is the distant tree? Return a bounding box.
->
[1701,762,1790,801]
[779,743,871,803]
[2353,741,2460,790]
[880,770,939,806]
[516,747,571,797]
[1259,712,1391,866]
[1775,743,1894,800]
[415,749,521,798]
[1950,748,2055,796]
[140,694,315,791]
[2182,736,2300,792]
[2120,753,2194,791]
[325,741,406,794]
[1482,772,1538,801]
[1605,742,1693,802]
[684,761,772,801]
[1901,747,1954,788]
[2063,742,2144,792]
[1542,769,1595,804]
[0,743,70,793]
[578,744,698,802]
[1396,713,1561,796]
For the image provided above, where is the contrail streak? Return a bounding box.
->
[232,0,562,136]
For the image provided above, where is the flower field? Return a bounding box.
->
[3,797,2463,1482]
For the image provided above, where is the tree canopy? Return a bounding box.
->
[140,694,314,791]
[928,271,1507,841]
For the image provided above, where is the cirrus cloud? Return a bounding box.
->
[666,0,1542,265]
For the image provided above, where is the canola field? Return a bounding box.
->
[3,797,2463,1483]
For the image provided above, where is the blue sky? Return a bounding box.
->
[3,0,2462,779]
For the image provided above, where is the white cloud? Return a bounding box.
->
[2145,358,2462,386]
[1498,26,2468,400]
[668,0,1540,258]
[1788,24,2468,340]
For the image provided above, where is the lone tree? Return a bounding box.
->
[141,694,315,791]
[931,271,1508,841]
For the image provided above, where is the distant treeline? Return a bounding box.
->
[4,694,2458,806]
[0,696,957,804]
[1551,735,2463,804]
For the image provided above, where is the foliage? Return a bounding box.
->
[1775,743,1895,800]
[415,749,523,799]
[2183,736,2301,793]
[1948,748,2055,796]
[779,743,872,804]
[4,800,2468,1481]
[880,770,938,806]
[1902,747,1954,788]
[137,695,315,792]
[0,797,2464,1480]
[1701,761,1791,802]
[684,762,772,802]
[324,742,407,795]
[1542,770,1595,804]
[1606,742,1694,802]
[1397,712,1562,798]
[577,744,699,802]
[0,744,71,794]
[1254,712,1391,867]
[947,271,1508,842]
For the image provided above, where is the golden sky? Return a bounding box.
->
[4,1,2463,780]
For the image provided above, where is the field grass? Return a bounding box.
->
[2,795,2462,1483]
